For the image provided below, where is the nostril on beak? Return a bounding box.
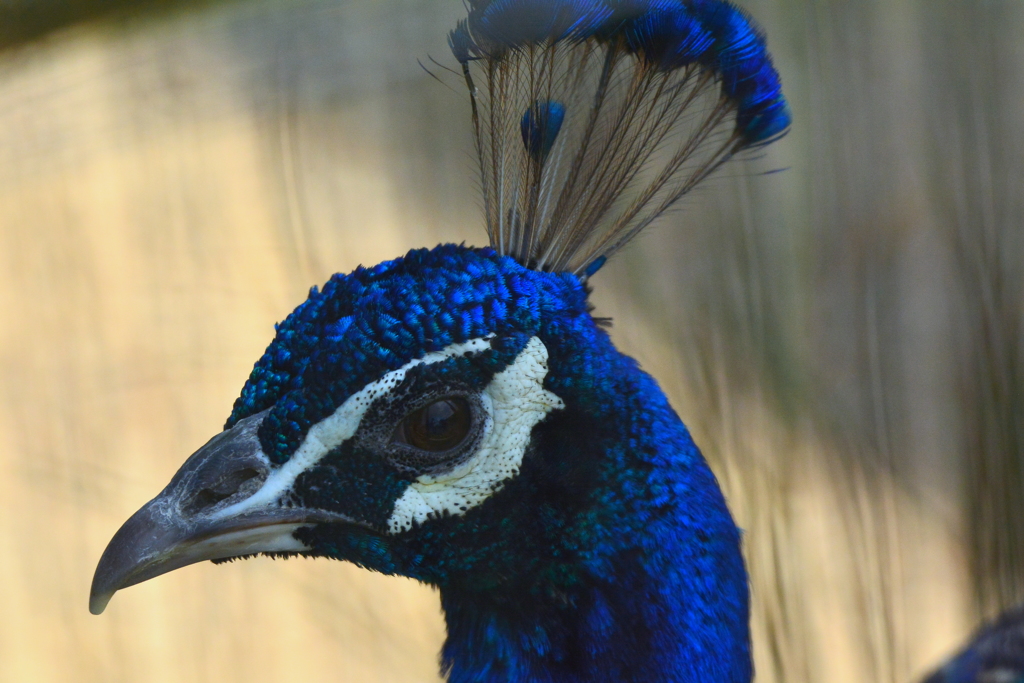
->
[182,467,264,517]
[160,410,272,519]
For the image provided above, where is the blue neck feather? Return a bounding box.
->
[435,295,751,682]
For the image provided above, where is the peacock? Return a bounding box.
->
[89,1,791,681]
[922,606,1024,683]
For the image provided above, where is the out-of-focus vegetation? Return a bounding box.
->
[0,0,227,49]
[0,1,1019,682]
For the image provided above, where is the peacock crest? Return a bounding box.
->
[448,0,789,275]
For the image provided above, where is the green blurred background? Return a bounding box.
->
[0,1,1020,681]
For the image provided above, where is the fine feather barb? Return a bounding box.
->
[449,0,790,277]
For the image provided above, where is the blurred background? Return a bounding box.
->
[0,1,1020,681]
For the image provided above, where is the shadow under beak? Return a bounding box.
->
[89,411,353,615]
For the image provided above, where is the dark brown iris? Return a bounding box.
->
[400,398,472,452]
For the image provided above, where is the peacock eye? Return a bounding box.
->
[398,398,472,452]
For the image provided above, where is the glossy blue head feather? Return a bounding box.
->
[227,246,573,462]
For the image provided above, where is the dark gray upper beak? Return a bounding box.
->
[89,411,351,615]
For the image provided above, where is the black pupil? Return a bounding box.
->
[404,398,471,452]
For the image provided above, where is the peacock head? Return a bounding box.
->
[90,245,625,613]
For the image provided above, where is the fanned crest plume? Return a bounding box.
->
[449,0,790,276]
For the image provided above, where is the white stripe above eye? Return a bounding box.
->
[210,335,495,522]
[387,336,564,534]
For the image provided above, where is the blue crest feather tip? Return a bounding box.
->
[521,100,567,163]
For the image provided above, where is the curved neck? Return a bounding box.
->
[440,552,749,683]
[437,352,751,683]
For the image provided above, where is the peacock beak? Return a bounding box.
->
[89,410,359,615]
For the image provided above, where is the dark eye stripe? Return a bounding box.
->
[286,356,497,529]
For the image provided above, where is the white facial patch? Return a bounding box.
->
[210,336,496,522]
[387,336,564,533]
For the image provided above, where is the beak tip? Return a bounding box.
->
[88,565,115,614]
[90,555,122,615]
[89,587,113,615]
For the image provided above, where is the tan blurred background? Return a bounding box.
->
[0,1,1021,681]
